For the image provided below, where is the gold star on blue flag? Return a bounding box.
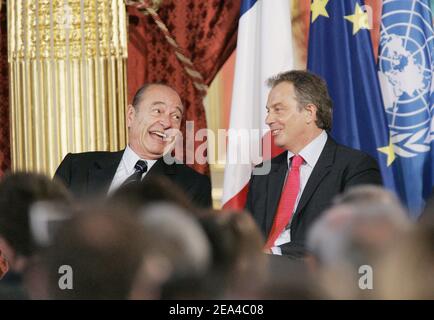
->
[311,0,330,23]
[377,140,396,167]
[344,2,370,35]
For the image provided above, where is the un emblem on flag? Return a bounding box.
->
[378,0,434,158]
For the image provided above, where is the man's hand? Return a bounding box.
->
[262,247,272,254]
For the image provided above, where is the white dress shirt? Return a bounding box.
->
[271,130,328,255]
[107,145,157,195]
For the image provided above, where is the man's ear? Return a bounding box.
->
[304,104,318,124]
[126,104,135,128]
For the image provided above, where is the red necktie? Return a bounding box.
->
[265,155,303,250]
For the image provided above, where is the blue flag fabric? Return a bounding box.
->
[307,0,402,212]
[240,0,257,15]
[377,0,434,216]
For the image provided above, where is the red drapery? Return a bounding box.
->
[127,0,241,175]
[0,5,10,177]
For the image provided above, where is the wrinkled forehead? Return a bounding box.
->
[140,84,184,112]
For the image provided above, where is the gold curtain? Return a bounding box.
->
[8,0,128,176]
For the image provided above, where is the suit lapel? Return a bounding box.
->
[145,156,177,179]
[294,137,336,216]
[265,152,288,236]
[87,151,124,195]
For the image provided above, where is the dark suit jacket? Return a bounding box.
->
[246,136,382,257]
[54,151,212,208]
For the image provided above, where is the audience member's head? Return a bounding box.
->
[419,187,434,225]
[307,185,410,298]
[43,208,147,299]
[333,184,404,208]
[255,256,319,299]
[375,224,434,299]
[129,203,211,299]
[198,210,267,298]
[0,172,71,273]
[107,175,195,214]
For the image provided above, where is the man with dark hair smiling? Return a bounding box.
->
[246,70,382,258]
[55,83,212,208]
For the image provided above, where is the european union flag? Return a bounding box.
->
[378,0,434,216]
[307,0,401,211]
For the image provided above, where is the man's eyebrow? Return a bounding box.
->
[151,101,183,114]
[175,106,183,114]
[267,103,280,110]
[151,101,166,106]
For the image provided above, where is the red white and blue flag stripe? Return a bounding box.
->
[222,0,294,209]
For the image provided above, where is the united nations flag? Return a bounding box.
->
[378,0,434,216]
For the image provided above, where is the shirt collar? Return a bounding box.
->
[287,130,327,168]
[123,145,158,174]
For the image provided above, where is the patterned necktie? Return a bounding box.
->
[121,160,148,187]
[265,155,303,250]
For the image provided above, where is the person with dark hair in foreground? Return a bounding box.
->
[0,172,72,299]
[107,174,195,214]
[196,210,267,299]
[43,208,148,300]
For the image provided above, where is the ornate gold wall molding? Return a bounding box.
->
[8,0,128,175]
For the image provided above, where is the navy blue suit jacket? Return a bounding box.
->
[246,136,382,258]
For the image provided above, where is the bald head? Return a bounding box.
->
[132,83,182,111]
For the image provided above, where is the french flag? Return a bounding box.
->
[222,0,294,210]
